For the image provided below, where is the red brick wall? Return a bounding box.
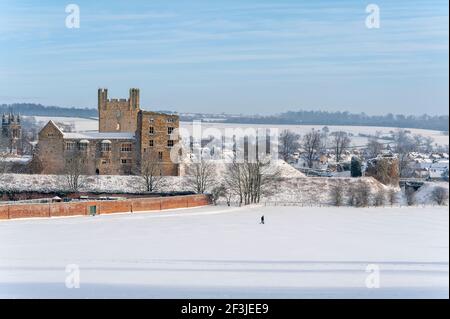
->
[188,195,211,207]
[0,195,211,220]
[99,200,131,214]
[0,205,9,220]
[130,198,161,212]
[160,196,188,210]
[49,202,90,217]
[8,204,51,219]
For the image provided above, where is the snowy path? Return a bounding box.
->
[0,205,448,298]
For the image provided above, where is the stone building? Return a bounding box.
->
[1,113,22,154]
[35,88,180,176]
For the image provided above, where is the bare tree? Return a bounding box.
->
[431,186,449,206]
[354,182,371,207]
[140,151,165,192]
[211,184,226,205]
[224,161,244,205]
[279,130,300,162]
[223,188,233,206]
[64,153,86,192]
[224,158,280,205]
[423,136,434,153]
[301,130,322,168]
[393,130,416,177]
[185,159,216,194]
[331,131,351,163]
[330,182,345,206]
[387,188,398,206]
[347,184,358,206]
[374,189,386,206]
[366,137,384,159]
[405,187,416,206]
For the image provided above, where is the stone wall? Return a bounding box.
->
[0,194,211,220]
[98,88,140,133]
[37,121,66,174]
[137,111,180,176]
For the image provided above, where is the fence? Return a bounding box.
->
[0,194,211,220]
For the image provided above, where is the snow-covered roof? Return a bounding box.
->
[0,155,32,164]
[63,132,135,140]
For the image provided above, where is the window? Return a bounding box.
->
[148,118,154,123]
[168,127,174,135]
[121,143,132,152]
[158,151,163,161]
[167,117,176,123]
[167,140,174,147]
[121,159,132,164]
[149,127,154,135]
[65,141,76,151]
[149,140,154,147]
[101,159,110,164]
[101,143,111,152]
[12,129,20,138]
[47,133,54,137]
[79,143,88,151]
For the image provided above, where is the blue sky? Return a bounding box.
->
[0,0,448,115]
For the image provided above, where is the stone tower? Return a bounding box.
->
[98,88,140,133]
[1,113,22,154]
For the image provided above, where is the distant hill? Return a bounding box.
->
[1,103,448,132]
[0,103,97,118]
[221,111,450,132]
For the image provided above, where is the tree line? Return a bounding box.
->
[223,111,449,132]
[2,103,448,132]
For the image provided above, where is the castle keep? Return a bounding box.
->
[36,89,180,176]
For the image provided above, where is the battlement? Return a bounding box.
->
[98,88,140,110]
[98,88,141,133]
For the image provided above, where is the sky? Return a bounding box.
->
[0,0,448,115]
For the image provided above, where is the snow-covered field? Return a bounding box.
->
[181,122,450,147]
[26,116,449,146]
[0,205,448,298]
[30,116,98,132]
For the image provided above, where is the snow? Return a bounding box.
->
[0,205,447,298]
[27,116,449,146]
[0,155,32,164]
[63,132,135,140]
[0,158,305,194]
[2,171,448,207]
[414,182,449,204]
[29,116,98,132]
[181,122,450,147]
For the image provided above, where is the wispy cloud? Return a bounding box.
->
[0,0,448,115]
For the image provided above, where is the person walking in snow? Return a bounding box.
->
[260,215,265,224]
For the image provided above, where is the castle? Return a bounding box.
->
[1,113,22,154]
[36,88,180,176]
